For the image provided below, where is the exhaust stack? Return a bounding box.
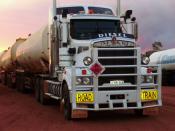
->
[49,0,58,77]
[53,0,57,17]
[117,0,121,16]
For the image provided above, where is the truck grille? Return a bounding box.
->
[96,48,139,91]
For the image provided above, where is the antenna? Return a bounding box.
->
[117,0,121,16]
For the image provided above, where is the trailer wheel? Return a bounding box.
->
[63,83,72,120]
[16,73,25,93]
[134,109,143,116]
[7,74,12,88]
[0,72,7,85]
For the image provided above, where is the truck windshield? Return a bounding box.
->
[57,6,85,15]
[70,19,122,40]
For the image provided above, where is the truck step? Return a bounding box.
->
[45,93,61,100]
[44,80,62,98]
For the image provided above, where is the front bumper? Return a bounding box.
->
[71,90,162,111]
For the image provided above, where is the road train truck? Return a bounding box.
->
[150,48,175,85]
[0,0,162,120]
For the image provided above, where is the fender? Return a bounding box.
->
[62,67,73,91]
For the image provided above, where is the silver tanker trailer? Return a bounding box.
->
[150,48,175,85]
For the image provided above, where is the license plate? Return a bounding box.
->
[110,80,124,85]
[76,92,94,103]
[141,90,158,101]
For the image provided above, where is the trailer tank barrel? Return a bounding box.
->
[11,38,26,62]
[0,51,6,71]
[0,47,13,71]
[150,48,175,70]
[15,25,49,73]
[0,38,26,72]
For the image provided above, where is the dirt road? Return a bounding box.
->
[0,84,174,131]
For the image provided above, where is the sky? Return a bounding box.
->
[0,0,175,52]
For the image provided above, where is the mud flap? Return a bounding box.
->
[143,107,160,115]
[71,105,88,119]
[60,101,88,119]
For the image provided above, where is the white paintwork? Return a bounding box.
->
[150,48,175,70]
[63,67,73,90]
[59,48,72,67]
[75,50,91,67]
[61,20,68,43]
[70,14,119,20]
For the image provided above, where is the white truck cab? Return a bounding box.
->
[46,1,162,120]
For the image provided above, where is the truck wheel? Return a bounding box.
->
[134,109,143,116]
[39,78,48,105]
[7,74,11,88]
[19,76,25,93]
[35,78,40,102]
[63,84,72,120]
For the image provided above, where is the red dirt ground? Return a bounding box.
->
[0,84,174,131]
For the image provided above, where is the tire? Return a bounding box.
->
[16,74,20,92]
[63,83,72,120]
[39,78,48,105]
[7,74,11,88]
[4,72,7,86]
[16,73,25,93]
[134,109,144,116]
[7,74,15,89]
[20,75,25,93]
[35,78,40,102]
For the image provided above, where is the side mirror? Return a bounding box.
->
[125,10,132,19]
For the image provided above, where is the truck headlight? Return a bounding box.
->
[83,57,93,66]
[142,57,150,65]
[82,77,91,85]
[146,76,154,83]
[141,76,154,83]
[76,77,93,85]
[76,78,82,85]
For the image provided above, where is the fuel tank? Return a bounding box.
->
[0,50,7,71]
[0,47,13,71]
[15,25,49,73]
[0,38,26,72]
[150,48,175,70]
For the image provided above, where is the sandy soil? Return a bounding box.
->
[0,84,174,131]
